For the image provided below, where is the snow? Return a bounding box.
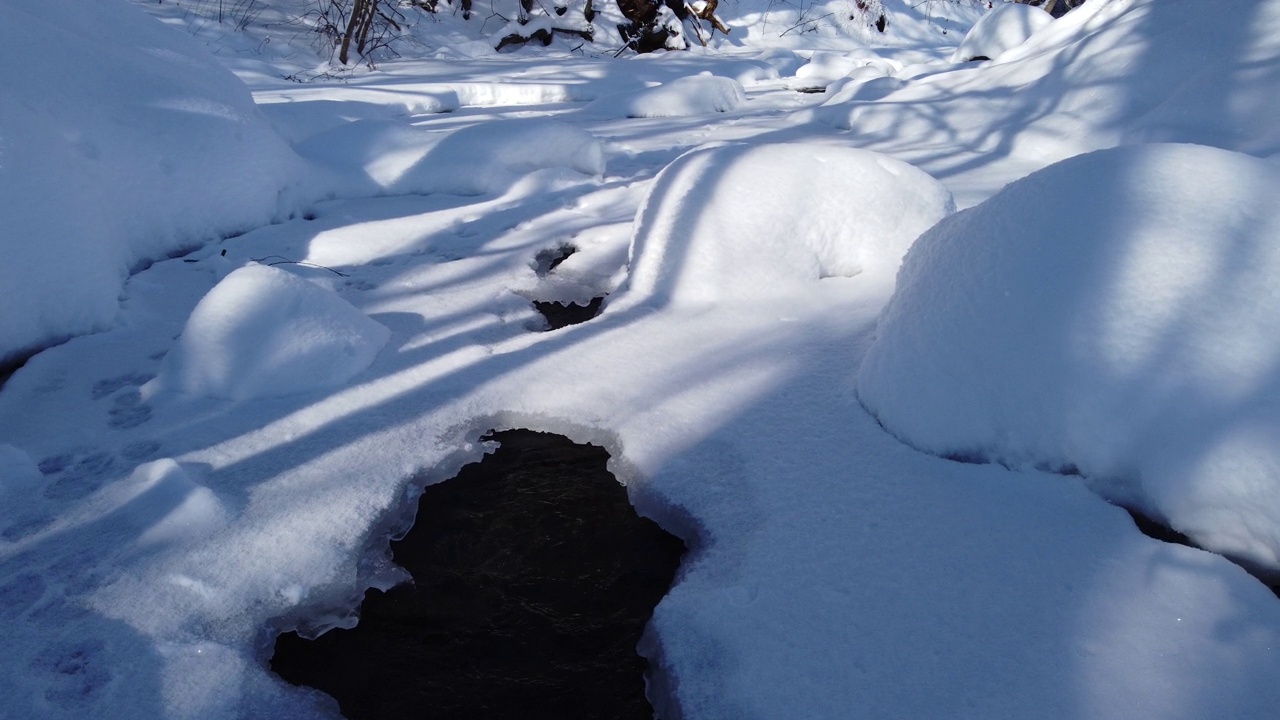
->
[858,143,1280,572]
[583,75,747,118]
[795,48,900,85]
[950,1,1054,62]
[294,117,605,196]
[5,0,1280,718]
[148,263,390,401]
[0,0,308,366]
[619,142,955,308]
[0,445,41,497]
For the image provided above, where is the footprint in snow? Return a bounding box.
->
[90,373,153,401]
[29,638,112,705]
[107,390,152,430]
[42,451,116,501]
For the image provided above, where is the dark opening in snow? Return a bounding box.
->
[534,297,606,330]
[270,429,686,720]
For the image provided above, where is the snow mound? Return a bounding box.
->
[0,0,306,366]
[151,264,389,401]
[583,75,746,118]
[620,143,954,307]
[298,117,604,196]
[858,143,1280,571]
[951,2,1053,62]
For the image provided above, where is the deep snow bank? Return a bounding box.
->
[618,143,954,308]
[0,0,306,366]
[858,143,1280,571]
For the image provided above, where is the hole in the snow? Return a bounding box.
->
[795,85,828,94]
[534,243,577,277]
[534,297,605,331]
[1124,507,1280,599]
[271,428,686,719]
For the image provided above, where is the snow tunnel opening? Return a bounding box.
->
[270,428,687,720]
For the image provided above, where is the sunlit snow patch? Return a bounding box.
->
[950,2,1054,62]
[858,143,1280,573]
[583,75,746,118]
[617,143,954,308]
[148,263,389,401]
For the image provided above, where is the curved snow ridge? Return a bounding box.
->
[582,75,747,118]
[616,142,955,309]
[950,2,1055,63]
[857,142,1280,571]
[148,263,390,401]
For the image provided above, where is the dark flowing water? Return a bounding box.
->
[271,429,686,719]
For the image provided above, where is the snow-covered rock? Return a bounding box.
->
[583,75,746,118]
[950,2,1053,62]
[619,143,954,307]
[0,0,306,366]
[858,143,1280,571]
[150,264,389,401]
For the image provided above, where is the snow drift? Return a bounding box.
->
[0,0,306,367]
[858,143,1280,571]
[620,142,954,307]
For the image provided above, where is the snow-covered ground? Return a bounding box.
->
[5,0,1280,717]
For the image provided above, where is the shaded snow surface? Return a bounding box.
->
[4,0,1280,718]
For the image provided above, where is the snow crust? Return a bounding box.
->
[620,143,954,307]
[150,264,389,401]
[950,2,1054,62]
[0,0,307,365]
[859,143,1280,570]
[583,75,746,118]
